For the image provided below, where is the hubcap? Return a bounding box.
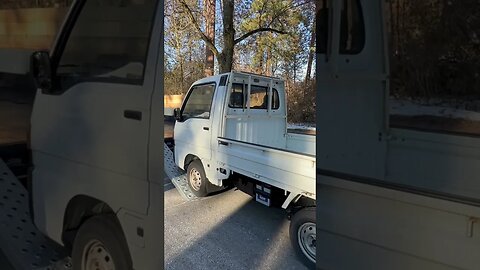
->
[82,240,115,270]
[297,222,316,263]
[189,168,202,191]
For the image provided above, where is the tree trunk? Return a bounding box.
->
[204,0,215,76]
[219,0,235,73]
[255,39,264,74]
[305,17,316,81]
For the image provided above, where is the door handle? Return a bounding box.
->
[203,127,209,131]
[124,110,142,121]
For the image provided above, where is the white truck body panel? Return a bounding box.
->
[217,137,315,199]
[286,133,315,156]
[28,1,165,269]
[317,0,480,269]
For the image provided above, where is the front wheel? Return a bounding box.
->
[290,207,316,269]
[72,214,132,270]
[186,159,210,197]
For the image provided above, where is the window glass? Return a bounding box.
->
[182,84,215,119]
[249,85,280,110]
[229,83,244,108]
[272,89,280,109]
[250,86,268,109]
[339,0,365,54]
[316,0,329,54]
[316,0,365,55]
[56,0,156,89]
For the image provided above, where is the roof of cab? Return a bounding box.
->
[191,71,283,86]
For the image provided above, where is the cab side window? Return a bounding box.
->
[182,83,216,120]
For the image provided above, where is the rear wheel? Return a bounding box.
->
[72,214,132,270]
[186,159,209,197]
[290,207,316,269]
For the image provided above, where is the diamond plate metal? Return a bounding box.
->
[0,159,69,270]
[163,143,198,201]
[0,144,198,270]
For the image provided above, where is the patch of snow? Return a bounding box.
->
[287,123,316,131]
[390,97,480,122]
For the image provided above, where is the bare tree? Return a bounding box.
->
[179,0,290,73]
[204,0,215,76]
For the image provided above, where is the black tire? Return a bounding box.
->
[72,214,132,270]
[186,159,209,197]
[290,207,316,269]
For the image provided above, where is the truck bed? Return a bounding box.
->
[286,132,315,156]
[217,137,315,200]
[387,127,480,203]
[391,114,480,137]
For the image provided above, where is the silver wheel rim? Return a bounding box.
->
[82,239,115,270]
[189,168,202,191]
[297,222,316,263]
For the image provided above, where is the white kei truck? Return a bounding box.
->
[172,71,316,267]
[0,1,316,270]
[316,0,480,270]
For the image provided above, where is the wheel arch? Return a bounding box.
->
[183,154,199,170]
[286,195,316,219]
[62,195,118,250]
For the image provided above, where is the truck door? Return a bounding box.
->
[30,0,158,237]
[317,0,388,180]
[174,82,217,162]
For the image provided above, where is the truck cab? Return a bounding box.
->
[174,72,289,186]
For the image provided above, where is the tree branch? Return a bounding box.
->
[178,0,219,56]
[234,28,289,44]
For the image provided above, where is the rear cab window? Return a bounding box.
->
[228,83,280,110]
[316,0,365,55]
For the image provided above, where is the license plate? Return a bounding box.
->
[255,193,271,206]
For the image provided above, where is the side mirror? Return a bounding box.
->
[30,51,53,92]
[173,108,182,122]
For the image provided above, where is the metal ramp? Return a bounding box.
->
[0,159,71,270]
[163,143,198,201]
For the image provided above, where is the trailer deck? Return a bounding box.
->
[0,159,70,270]
[164,143,197,201]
